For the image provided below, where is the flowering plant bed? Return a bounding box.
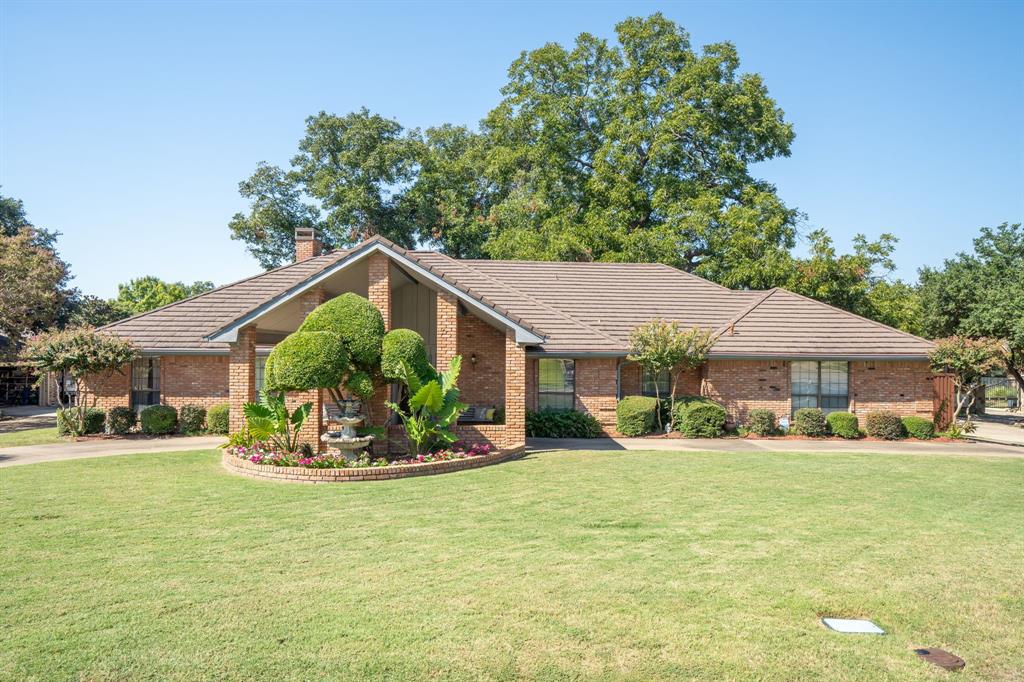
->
[222,441,519,483]
[227,441,495,469]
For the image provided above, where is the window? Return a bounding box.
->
[642,366,671,398]
[538,359,575,411]
[791,360,848,414]
[255,356,268,394]
[131,357,160,411]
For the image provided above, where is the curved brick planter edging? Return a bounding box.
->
[221,445,525,483]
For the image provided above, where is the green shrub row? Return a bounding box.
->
[526,409,602,438]
[614,395,727,438]
[56,408,106,436]
[59,403,231,437]
[740,408,937,440]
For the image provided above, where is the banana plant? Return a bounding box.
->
[242,389,312,453]
[386,355,468,456]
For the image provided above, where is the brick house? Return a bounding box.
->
[93,231,943,451]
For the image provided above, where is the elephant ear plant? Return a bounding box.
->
[385,338,468,456]
[242,390,312,454]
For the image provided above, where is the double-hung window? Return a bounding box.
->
[538,359,575,411]
[791,360,848,414]
[642,367,671,398]
[255,356,268,394]
[131,357,161,411]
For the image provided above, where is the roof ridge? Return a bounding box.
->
[711,289,777,339]
[770,287,935,345]
[100,250,349,332]
[452,259,623,347]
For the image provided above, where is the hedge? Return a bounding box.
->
[746,409,777,436]
[178,404,207,434]
[526,410,602,438]
[676,399,727,438]
[865,411,905,440]
[616,396,658,436]
[826,411,860,439]
[265,331,349,392]
[57,408,106,436]
[141,405,177,435]
[792,408,828,437]
[106,406,137,435]
[902,415,935,440]
[299,292,385,367]
[207,403,229,434]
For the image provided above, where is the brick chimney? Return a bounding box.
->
[294,227,323,261]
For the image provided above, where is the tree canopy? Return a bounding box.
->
[112,276,215,317]
[0,227,71,350]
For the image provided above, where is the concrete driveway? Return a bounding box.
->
[0,406,57,433]
[528,436,1024,458]
[0,435,224,467]
[969,412,1024,447]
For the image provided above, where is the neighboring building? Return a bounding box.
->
[93,230,945,451]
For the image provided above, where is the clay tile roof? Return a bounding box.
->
[101,236,934,359]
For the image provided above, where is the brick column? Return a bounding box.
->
[294,287,327,449]
[436,291,459,370]
[366,253,392,453]
[228,325,256,433]
[367,252,391,331]
[504,330,526,449]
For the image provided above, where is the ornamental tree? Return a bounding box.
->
[263,293,385,418]
[929,336,1004,427]
[627,320,714,430]
[20,327,139,435]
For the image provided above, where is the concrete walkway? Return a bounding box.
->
[528,436,1024,458]
[969,412,1024,447]
[0,435,224,468]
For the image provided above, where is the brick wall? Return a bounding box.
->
[457,313,506,408]
[436,291,459,369]
[228,326,256,433]
[367,252,391,331]
[504,330,526,449]
[703,359,790,425]
[161,355,229,410]
[525,358,537,411]
[85,365,131,410]
[619,363,701,398]
[575,358,619,434]
[850,360,933,418]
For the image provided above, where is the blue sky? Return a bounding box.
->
[2,1,1021,298]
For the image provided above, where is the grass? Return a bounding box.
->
[0,426,61,447]
[1,448,1022,680]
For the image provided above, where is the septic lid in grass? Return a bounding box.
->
[821,617,885,634]
[915,648,965,671]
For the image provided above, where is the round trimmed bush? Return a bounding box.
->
[106,406,137,435]
[265,331,349,391]
[57,407,106,436]
[677,399,727,438]
[381,328,433,382]
[299,292,385,367]
[178,404,207,434]
[527,409,602,438]
[746,409,777,436]
[865,411,906,440]
[616,396,658,436]
[140,405,177,435]
[826,411,860,439]
[902,415,935,440]
[207,403,229,434]
[792,408,828,437]
[344,370,375,400]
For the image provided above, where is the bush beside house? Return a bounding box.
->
[902,415,935,439]
[178,404,207,434]
[865,411,905,440]
[141,405,177,435]
[526,410,602,438]
[791,408,828,437]
[616,396,659,436]
[746,409,777,436]
[207,404,230,434]
[826,411,860,439]
[674,398,726,438]
[57,407,105,436]
[106,406,137,435]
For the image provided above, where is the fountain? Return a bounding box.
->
[319,399,374,461]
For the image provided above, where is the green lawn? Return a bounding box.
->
[2,449,1021,680]
[0,426,61,447]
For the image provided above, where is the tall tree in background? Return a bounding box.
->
[919,223,1024,387]
[112,276,215,317]
[0,228,71,350]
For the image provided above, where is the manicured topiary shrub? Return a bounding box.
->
[344,370,375,401]
[106,406,137,435]
[299,292,385,367]
[265,331,349,392]
[902,415,935,440]
[57,407,106,436]
[677,399,727,438]
[865,411,905,440]
[526,410,602,438]
[381,328,433,382]
[140,405,177,435]
[178,404,207,434]
[791,408,828,436]
[616,396,658,436]
[746,409,777,436]
[826,411,860,439]
[207,403,230,434]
